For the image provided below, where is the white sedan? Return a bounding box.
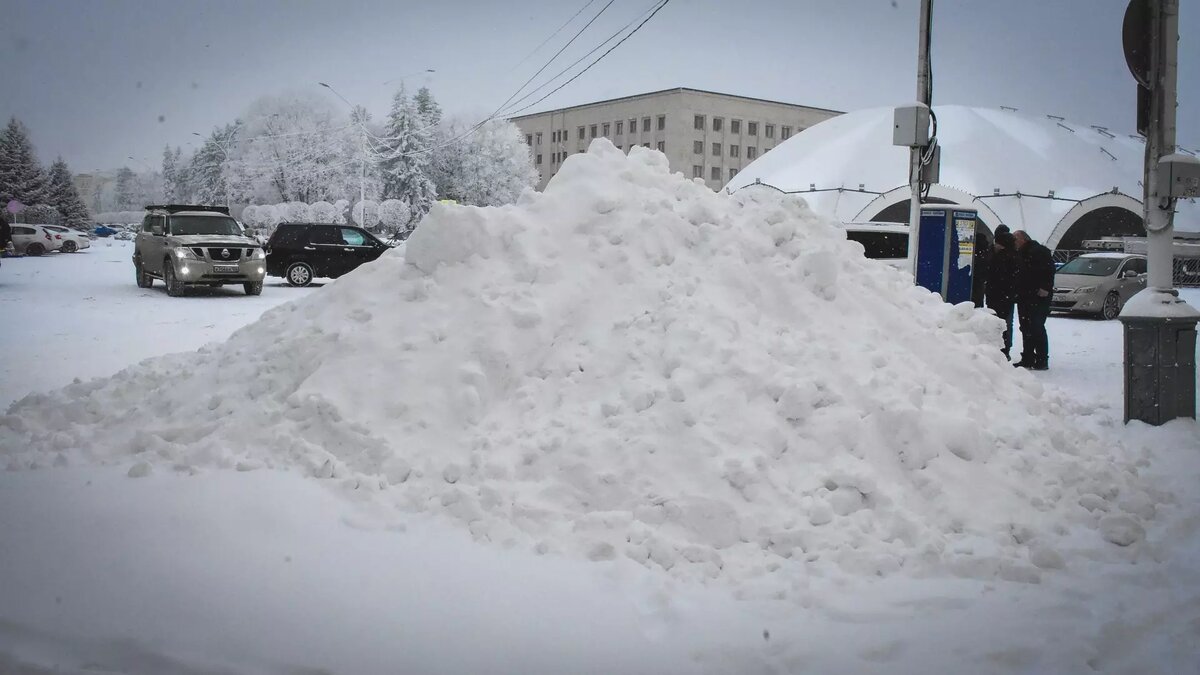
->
[41,225,92,253]
[9,225,64,256]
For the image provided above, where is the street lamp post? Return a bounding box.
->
[319,82,370,224]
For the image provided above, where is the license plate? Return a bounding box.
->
[1053,295,1066,302]
[214,264,239,273]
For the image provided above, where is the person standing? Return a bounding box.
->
[1012,230,1056,370]
[986,228,1018,359]
[0,213,11,258]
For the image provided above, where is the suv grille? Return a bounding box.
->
[207,247,242,261]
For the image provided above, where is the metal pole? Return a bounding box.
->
[1143,0,1177,290]
[907,0,933,278]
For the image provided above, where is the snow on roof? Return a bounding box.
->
[1078,251,1142,259]
[725,105,1199,242]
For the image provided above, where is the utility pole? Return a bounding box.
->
[1119,0,1199,425]
[903,0,933,277]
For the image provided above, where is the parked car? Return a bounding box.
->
[843,221,909,269]
[266,223,392,287]
[1051,253,1147,320]
[10,224,64,256]
[133,205,267,297]
[41,225,92,253]
[94,225,119,237]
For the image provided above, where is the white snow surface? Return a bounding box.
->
[0,140,1168,585]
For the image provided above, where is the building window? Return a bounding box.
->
[747,146,757,160]
[642,117,651,132]
[693,140,703,154]
[552,130,558,143]
[693,165,704,178]
[730,145,739,158]
[748,122,758,135]
[602,123,610,136]
[657,115,666,131]
[656,141,665,152]
[694,114,705,130]
[712,142,721,156]
[729,168,738,179]
[643,142,650,148]
[731,119,741,134]
[713,117,723,132]
[536,132,542,145]
[590,125,597,138]
[629,118,637,134]
[578,126,585,140]
[616,145,622,151]
[526,134,532,145]
[616,121,623,135]
[765,146,772,153]
[536,154,542,164]
[765,124,775,138]
[782,126,792,140]
[711,167,721,181]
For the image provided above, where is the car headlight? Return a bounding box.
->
[174,247,199,260]
[251,248,266,260]
[1074,285,1097,294]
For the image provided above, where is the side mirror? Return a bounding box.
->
[1122,269,1138,279]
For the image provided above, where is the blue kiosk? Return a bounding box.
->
[916,204,978,304]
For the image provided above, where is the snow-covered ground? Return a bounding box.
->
[1,146,1199,674]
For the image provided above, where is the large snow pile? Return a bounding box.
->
[1,140,1160,583]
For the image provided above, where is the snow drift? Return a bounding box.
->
[1,140,1160,583]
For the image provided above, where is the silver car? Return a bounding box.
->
[133,206,267,297]
[1051,253,1147,320]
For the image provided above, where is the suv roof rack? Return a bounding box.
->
[144,204,231,215]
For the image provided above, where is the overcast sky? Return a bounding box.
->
[2,0,1196,173]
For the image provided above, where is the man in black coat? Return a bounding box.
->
[986,229,1018,359]
[1012,230,1056,370]
[0,213,11,257]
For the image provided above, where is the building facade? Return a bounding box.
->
[509,88,840,191]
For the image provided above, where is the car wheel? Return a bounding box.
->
[27,243,45,256]
[244,280,263,296]
[62,240,77,253]
[164,262,184,297]
[1101,291,1121,320]
[135,260,153,288]
[286,262,314,287]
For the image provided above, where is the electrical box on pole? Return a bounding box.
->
[893,104,931,147]
[1157,154,1200,199]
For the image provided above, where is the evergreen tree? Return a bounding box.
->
[114,167,137,210]
[161,145,179,202]
[379,85,436,228]
[189,123,238,205]
[48,157,91,226]
[414,87,442,127]
[0,117,52,207]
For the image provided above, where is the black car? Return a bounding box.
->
[266,223,391,287]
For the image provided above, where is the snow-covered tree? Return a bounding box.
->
[414,87,442,127]
[310,200,337,223]
[351,199,380,230]
[161,145,182,202]
[22,204,62,225]
[256,204,281,229]
[379,85,436,226]
[332,199,349,224]
[189,124,238,205]
[438,118,538,207]
[47,157,91,226]
[0,117,52,207]
[378,199,411,235]
[281,201,311,223]
[114,167,137,210]
[240,204,259,227]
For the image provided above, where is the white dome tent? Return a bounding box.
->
[724,105,1200,250]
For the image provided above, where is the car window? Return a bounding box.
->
[1125,258,1147,275]
[1057,257,1121,276]
[169,215,240,236]
[340,228,366,246]
[269,225,308,247]
[308,227,341,245]
[13,226,33,235]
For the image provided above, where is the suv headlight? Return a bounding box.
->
[250,248,266,260]
[1074,285,1097,294]
[173,247,199,260]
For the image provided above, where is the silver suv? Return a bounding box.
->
[1051,253,1147,320]
[133,205,267,296]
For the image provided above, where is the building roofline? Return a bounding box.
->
[507,87,843,120]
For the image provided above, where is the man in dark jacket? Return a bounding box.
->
[986,229,1018,359]
[1012,230,1056,370]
